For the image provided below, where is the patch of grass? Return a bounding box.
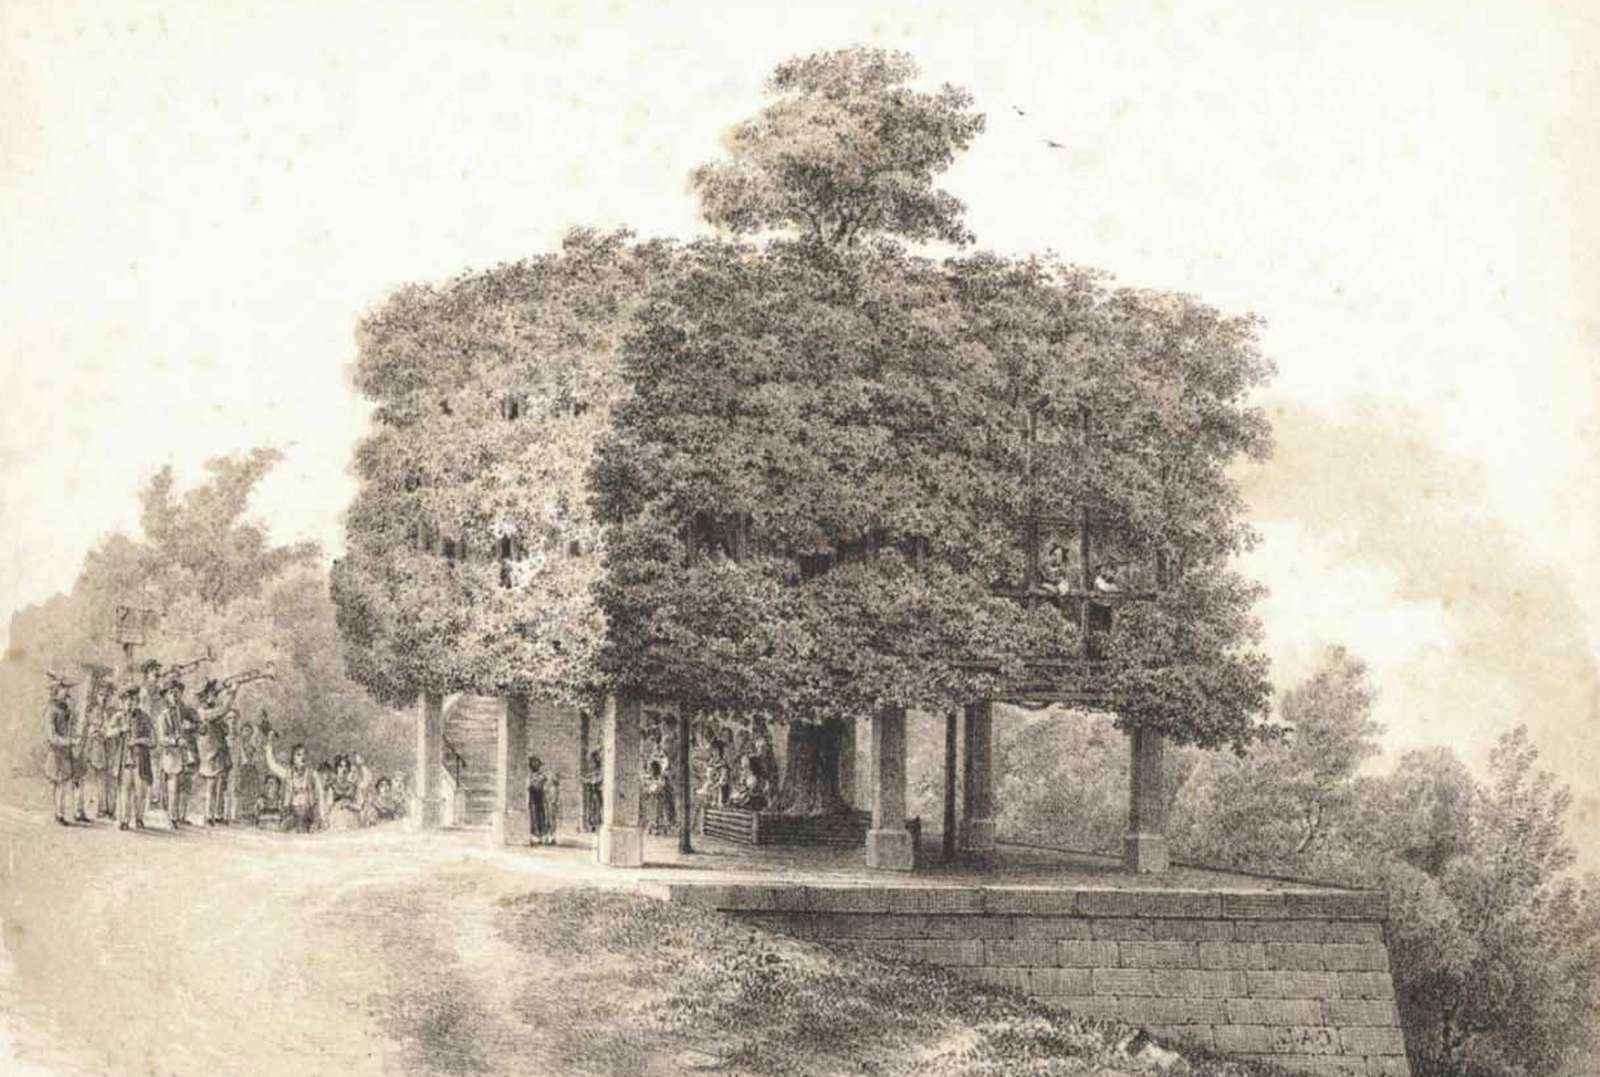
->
[494,888,1296,1077]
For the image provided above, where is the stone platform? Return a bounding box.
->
[637,842,1410,1077]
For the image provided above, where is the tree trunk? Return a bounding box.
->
[773,719,850,816]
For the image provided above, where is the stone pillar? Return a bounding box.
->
[866,707,914,871]
[596,693,644,867]
[411,691,445,831]
[838,716,857,809]
[961,700,997,859]
[1124,726,1169,873]
[493,694,530,846]
[942,710,959,862]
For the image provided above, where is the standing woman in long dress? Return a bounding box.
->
[43,676,77,826]
[229,717,262,824]
[526,755,550,846]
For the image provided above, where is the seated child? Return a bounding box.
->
[256,774,284,830]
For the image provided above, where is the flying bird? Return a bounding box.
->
[1012,105,1027,116]
[1043,139,1066,149]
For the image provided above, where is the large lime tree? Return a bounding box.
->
[334,46,1276,816]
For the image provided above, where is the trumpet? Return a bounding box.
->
[220,664,276,690]
[166,646,215,679]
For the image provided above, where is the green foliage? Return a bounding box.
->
[987,708,1197,856]
[691,47,985,248]
[333,229,663,706]
[996,649,1600,1076]
[1170,659,1600,1076]
[0,452,411,792]
[592,237,1272,745]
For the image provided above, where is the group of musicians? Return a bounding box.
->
[42,656,275,831]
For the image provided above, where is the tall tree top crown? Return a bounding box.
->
[691,47,985,248]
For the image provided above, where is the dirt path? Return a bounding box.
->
[0,806,628,1076]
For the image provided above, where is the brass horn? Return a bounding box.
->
[219,662,276,690]
[166,645,215,679]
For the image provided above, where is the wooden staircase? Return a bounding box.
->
[444,695,502,829]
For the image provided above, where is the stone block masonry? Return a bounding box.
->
[646,881,1410,1077]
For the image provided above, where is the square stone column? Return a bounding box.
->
[596,693,644,867]
[492,694,530,846]
[866,707,914,871]
[1123,725,1170,873]
[838,716,858,809]
[960,700,997,858]
[410,691,445,831]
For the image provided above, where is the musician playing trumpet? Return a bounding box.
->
[196,678,241,827]
[155,679,198,828]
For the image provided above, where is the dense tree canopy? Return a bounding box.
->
[332,231,668,706]
[334,45,1275,754]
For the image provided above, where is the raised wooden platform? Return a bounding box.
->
[702,807,872,847]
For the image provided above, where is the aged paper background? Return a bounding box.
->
[0,0,1596,1071]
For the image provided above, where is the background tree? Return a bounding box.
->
[0,451,410,800]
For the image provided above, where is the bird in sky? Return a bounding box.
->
[1012,105,1027,116]
[1043,139,1066,149]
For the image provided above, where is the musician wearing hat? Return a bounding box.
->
[78,678,118,821]
[110,684,154,829]
[195,678,240,826]
[139,659,166,812]
[155,680,193,828]
[42,674,78,825]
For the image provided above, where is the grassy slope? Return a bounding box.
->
[479,889,1293,1077]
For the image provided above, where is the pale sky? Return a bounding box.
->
[3,2,1597,836]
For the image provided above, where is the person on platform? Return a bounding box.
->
[728,754,769,812]
[43,674,78,825]
[699,740,731,811]
[1038,542,1073,597]
[526,755,552,846]
[195,679,239,827]
[263,731,323,833]
[154,680,191,829]
[111,685,153,830]
[581,749,603,832]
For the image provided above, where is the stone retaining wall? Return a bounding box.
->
[644,881,1410,1077]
